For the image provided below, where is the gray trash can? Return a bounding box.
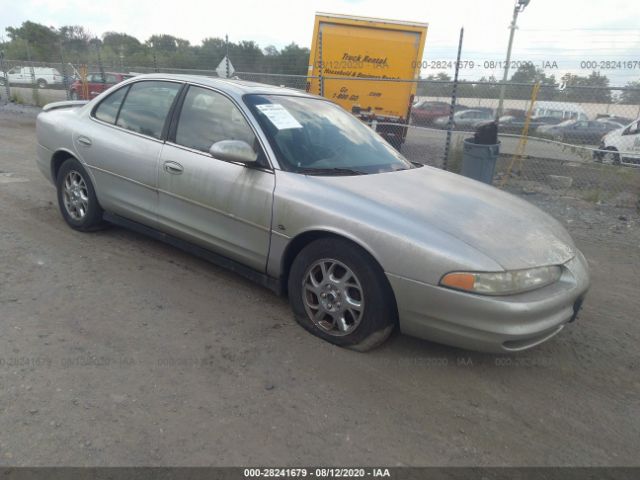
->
[461,139,500,185]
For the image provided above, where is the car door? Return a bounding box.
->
[587,122,609,144]
[619,121,640,161]
[78,80,183,226]
[7,67,25,84]
[157,84,275,271]
[566,121,586,143]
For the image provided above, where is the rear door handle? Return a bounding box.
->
[163,161,184,175]
[77,136,92,147]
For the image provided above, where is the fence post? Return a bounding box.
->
[225,34,230,78]
[442,27,464,171]
[152,48,159,73]
[25,40,40,107]
[95,43,106,83]
[59,42,70,100]
[318,29,324,97]
[0,50,10,103]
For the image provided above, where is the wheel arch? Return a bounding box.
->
[279,229,396,307]
[51,149,77,182]
[280,229,400,333]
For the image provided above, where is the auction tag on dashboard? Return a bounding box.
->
[256,104,302,130]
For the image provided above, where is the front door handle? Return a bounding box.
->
[163,161,184,175]
[77,136,92,147]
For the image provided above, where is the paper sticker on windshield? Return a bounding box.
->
[256,104,302,130]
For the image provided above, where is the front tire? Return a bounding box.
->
[607,148,621,165]
[288,238,397,351]
[70,90,79,100]
[37,79,48,89]
[56,158,105,231]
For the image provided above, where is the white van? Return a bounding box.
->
[597,118,640,166]
[0,67,63,88]
[532,101,588,121]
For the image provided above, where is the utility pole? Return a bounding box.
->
[443,27,464,171]
[496,0,531,120]
[225,34,230,78]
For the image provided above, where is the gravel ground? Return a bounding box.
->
[0,108,639,467]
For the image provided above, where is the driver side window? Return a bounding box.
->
[174,86,259,155]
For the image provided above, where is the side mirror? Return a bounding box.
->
[209,140,258,164]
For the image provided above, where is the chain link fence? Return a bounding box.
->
[1,59,639,243]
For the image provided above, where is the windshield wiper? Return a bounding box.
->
[297,167,367,176]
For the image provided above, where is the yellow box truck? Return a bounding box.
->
[307,12,428,149]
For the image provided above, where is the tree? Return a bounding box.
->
[263,45,279,57]
[229,40,264,71]
[620,81,640,105]
[559,71,611,103]
[103,32,142,56]
[57,25,92,62]
[471,75,500,99]
[5,21,60,60]
[417,73,452,97]
[146,34,184,53]
[197,37,226,69]
[508,63,557,100]
[275,43,310,75]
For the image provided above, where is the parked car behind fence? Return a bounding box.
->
[538,119,623,145]
[69,72,133,100]
[0,66,63,88]
[433,109,494,130]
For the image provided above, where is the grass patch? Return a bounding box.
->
[9,93,25,105]
[581,188,608,204]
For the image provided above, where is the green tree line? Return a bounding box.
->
[418,64,640,104]
[0,21,310,75]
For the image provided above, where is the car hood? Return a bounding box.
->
[308,166,575,270]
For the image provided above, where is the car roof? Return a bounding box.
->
[126,73,317,101]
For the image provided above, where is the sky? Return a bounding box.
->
[1,0,639,85]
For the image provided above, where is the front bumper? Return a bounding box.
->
[387,251,590,353]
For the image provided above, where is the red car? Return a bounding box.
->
[410,100,451,126]
[69,72,132,100]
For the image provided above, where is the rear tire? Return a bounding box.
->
[608,148,621,165]
[598,147,620,165]
[56,158,106,231]
[288,238,397,351]
[37,79,48,89]
[70,90,79,100]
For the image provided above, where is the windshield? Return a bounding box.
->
[244,94,413,175]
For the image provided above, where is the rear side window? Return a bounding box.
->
[116,81,181,139]
[94,86,129,124]
[175,86,257,153]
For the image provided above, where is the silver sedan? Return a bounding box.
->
[35,74,589,352]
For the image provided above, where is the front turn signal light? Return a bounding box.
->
[440,272,476,291]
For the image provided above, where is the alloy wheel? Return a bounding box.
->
[62,170,89,220]
[302,258,365,336]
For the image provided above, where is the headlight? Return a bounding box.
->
[440,265,562,295]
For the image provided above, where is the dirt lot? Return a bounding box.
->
[0,108,639,467]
